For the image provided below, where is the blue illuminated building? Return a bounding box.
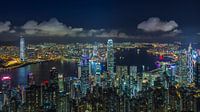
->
[107,39,114,79]
[80,54,90,96]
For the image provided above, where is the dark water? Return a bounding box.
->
[115,48,157,72]
[0,61,77,86]
[0,48,158,86]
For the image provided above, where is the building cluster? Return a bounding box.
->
[1,39,200,112]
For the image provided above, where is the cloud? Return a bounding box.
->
[21,18,133,38]
[0,17,181,40]
[172,29,182,34]
[94,30,133,38]
[162,30,181,37]
[137,17,178,32]
[0,21,11,33]
[197,33,200,35]
[21,18,69,36]
[9,30,16,33]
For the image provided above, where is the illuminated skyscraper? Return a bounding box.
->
[95,62,101,84]
[78,64,81,79]
[1,76,11,110]
[58,73,64,92]
[129,66,137,97]
[195,55,200,112]
[107,39,114,78]
[187,43,194,83]
[49,67,59,111]
[27,72,35,86]
[25,85,41,112]
[130,66,137,79]
[93,44,98,57]
[195,56,200,88]
[20,37,25,61]
[116,66,128,94]
[177,52,188,84]
[80,54,90,95]
[1,76,11,92]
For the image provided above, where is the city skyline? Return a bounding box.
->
[1,0,200,112]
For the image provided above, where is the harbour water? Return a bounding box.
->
[0,48,158,86]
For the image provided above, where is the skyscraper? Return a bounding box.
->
[92,44,98,57]
[107,39,114,78]
[195,56,200,88]
[195,56,200,112]
[20,37,25,61]
[80,54,90,96]
[115,66,128,94]
[129,66,137,97]
[187,43,194,83]
[58,73,64,92]
[95,62,101,84]
[177,52,188,85]
[27,72,35,86]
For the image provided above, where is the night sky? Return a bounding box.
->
[0,0,200,43]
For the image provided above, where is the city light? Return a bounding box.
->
[1,76,11,81]
[0,1,200,111]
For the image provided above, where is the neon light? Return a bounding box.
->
[159,55,164,60]
[2,76,11,81]
[43,80,49,85]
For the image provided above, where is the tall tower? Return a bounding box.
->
[58,73,64,92]
[27,72,35,86]
[80,53,90,96]
[130,66,137,97]
[195,55,200,112]
[115,66,128,94]
[177,52,188,84]
[187,43,194,83]
[20,37,25,61]
[107,39,114,78]
[93,44,98,57]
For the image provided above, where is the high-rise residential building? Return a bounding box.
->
[130,66,137,79]
[27,72,35,86]
[58,73,64,92]
[129,66,137,97]
[195,56,200,88]
[116,66,128,94]
[107,39,114,78]
[1,76,11,91]
[20,37,25,61]
[25,85,41,112]
[177,52,188,85]
[195,57,200,112]
[49,67,59,111]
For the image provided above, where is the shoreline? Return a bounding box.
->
[0,60,50,71]
[0,57,80,71]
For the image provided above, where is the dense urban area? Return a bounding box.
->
[0,38,200,112]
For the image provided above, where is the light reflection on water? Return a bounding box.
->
[17,67,27,85]
[0,60,78,86]
[0,48,159,86]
